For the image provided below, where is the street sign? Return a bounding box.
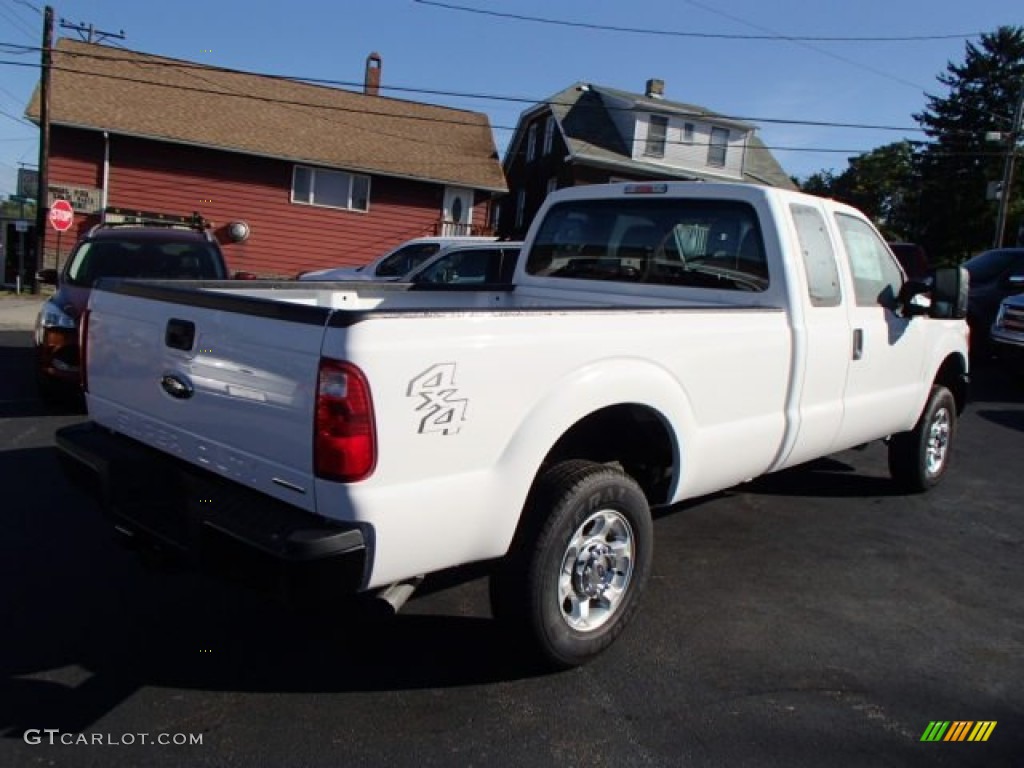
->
[17,168,38,199]
[49,199,74,231]
[47,183,102,213]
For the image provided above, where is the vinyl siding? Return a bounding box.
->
[633,115,747,179]
[43,127,476,277]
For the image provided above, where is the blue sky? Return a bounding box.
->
[0,0,1019,198]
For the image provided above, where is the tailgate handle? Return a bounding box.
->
[165,319,196,351]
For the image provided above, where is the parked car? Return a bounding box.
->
[963,247,1024,355]
[406,242,521,285]
[35,222,229,397]
[297,235,497,281]
[990,292,1024,372]
[888,242,929,280]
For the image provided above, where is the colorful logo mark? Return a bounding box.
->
[920,721,996,742]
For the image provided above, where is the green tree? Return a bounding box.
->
[798,143,919,241]
[914,26,1024,262]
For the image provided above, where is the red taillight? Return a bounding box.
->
[314,359,377,482]
[78,308,91,392]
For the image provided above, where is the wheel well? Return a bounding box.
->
[935,353,968,415]
[542,404,675,504]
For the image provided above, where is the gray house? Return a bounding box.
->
[499,79,796,238]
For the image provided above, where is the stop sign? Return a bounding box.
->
[49,199,74,232]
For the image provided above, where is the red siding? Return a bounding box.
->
[43,127,491,277]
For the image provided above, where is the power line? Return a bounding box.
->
[680,0,929,93]
[0,105,33,127]
[412,1,979,42]
[0,44,1009,162]
[0,46,933,135]
[12,0,43,14]
[0,4,37,40]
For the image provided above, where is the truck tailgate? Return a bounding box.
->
[84,284,331,513]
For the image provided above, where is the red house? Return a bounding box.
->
[25,40,507,277]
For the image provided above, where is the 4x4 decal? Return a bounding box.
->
[406,363,468,435]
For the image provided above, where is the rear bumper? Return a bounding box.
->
[56,421,369,595]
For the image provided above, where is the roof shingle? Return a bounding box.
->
[25,39,507,192]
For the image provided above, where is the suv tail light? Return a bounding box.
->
[78,308,91,392]
[314,359,376,482]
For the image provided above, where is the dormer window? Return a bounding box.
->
[644,115,668,158]
[527,123,538,162]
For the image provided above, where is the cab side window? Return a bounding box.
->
[790,203,841,307]
[834,213,903,308]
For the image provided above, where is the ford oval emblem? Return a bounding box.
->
[161,373,194,400]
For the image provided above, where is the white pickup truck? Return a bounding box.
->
[56,182,969,668]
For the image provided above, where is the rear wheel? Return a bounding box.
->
[888,385,957,492]
[490,460,653,669]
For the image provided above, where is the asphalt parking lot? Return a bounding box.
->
[1,325,1022,767]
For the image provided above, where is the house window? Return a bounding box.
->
[683,123,695,143]
[291,165,370,211]
[527,123,538,162]
[543,117,555,155]
[546,177,558,197]
[644,115,668,158]
[515,189,526,229]
[708,127,729,167]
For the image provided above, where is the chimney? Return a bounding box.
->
[645,78,665,99]
[365,52,382,96]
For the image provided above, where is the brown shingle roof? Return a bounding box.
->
[25,39,507,192]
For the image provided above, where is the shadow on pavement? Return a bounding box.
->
[0,442,547,738]
[729,456,903,499]
[974,408,1024,433]
[0,331,85,418]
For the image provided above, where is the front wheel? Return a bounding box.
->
[490,460,653,669]
[888,385,957,492]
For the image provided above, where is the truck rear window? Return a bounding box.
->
[526,199,768,292]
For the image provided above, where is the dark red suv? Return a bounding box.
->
[35,223,228,398]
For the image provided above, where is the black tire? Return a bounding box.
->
[489,460,653,669]
[888,385,957,493]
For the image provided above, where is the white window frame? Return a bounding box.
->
[291,165,370,212]
[683,122,695,143]
[543,117,555,155]
[644,115,669,158]
[527,123,538,162]
[707,127,729,168]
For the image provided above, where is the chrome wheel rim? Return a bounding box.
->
[926,407,951,476]
[557,509,635,632]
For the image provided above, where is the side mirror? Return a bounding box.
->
[897,279,932,317]
[36,268,59,285]
[929,266,969,319]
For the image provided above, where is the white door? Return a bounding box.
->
[830,212,927,450]
[442,187,474,236]
[774,201,851,469]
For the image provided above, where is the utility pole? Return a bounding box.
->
[993,85,1024,249]
[59,19,125,44]
[31,5,53,294]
